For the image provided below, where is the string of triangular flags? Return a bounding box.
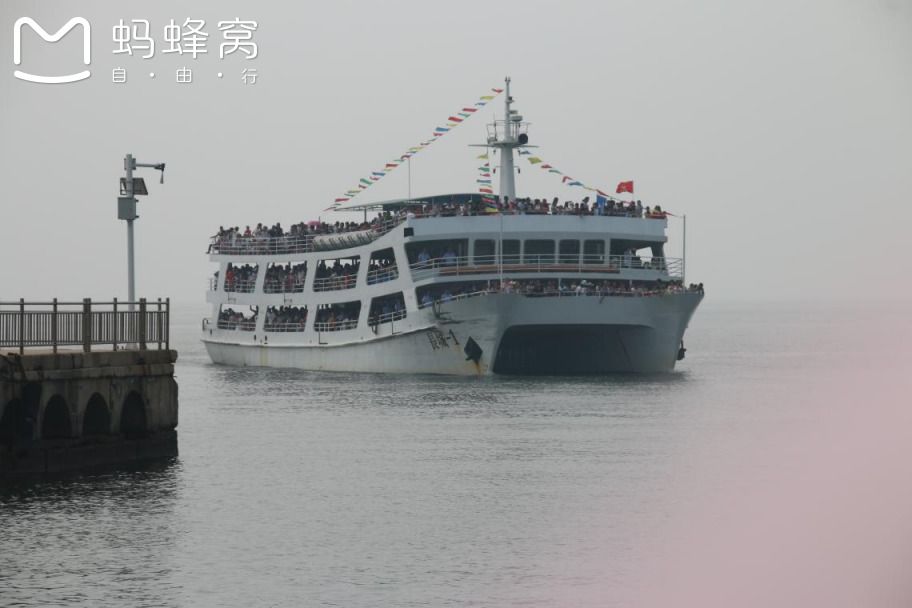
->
[518,149,629,201]
[475,152,499,212]
[326,86,505,211]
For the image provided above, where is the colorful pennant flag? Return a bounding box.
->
[328,86,504,208]
[521,151,619,201]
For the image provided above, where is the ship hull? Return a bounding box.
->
[202,292,702,376]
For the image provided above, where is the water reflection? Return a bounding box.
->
[1,458,182,607]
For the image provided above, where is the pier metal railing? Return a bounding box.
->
[0,298,170,354]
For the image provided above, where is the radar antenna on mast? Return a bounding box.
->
[469,76,533,203]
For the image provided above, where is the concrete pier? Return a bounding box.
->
[0,349,179,477]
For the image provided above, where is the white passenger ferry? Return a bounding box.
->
[202,79,703,375]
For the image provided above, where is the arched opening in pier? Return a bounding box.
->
[0,399,31,446]
[83,393,111,436]
[120,391,148,438]
[41,395,73,439]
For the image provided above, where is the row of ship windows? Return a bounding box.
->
[212,238,662,294]
[216,291,406,333]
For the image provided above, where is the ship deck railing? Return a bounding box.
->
[1,298,170,354]
[409,255,683,281]
[369,309,407,326]
[263,279,307,294]
[313,319,358,333]
[215,319,257,331]
[222,279,258,293]
[416,285,697,309]
[312,275,358,292]
[263,321,308,332]
[365,267,399,285]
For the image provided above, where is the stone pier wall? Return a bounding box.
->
[0,350,178,476]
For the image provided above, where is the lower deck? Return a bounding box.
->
[203,291,702,375]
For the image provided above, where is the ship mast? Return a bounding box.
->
[473,76,530,203]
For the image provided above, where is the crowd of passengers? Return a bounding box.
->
[223,264,258,292]
[368,294,406,323]
[314,258,360,290]
[209,196,667,252]
[418,197,666,218]
[264,305,308,330]
[217,307,257,329]
[264,262,307,293]
[417,278,702,306]
[209,216,395,253]
[314,302,360,330]
[366,257,398,284]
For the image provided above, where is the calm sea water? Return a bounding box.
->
[2,301,910,607]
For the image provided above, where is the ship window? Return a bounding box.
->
[524,240,555,264]
[264,262,307,294]
[217,304,258,331]
[223,263,258,293]
[474,240,496,265]
[583,240,605,264]
[502,240,520,265]
[367,248,399,285]
[264,305,308,332]
[559,240,580,264]
[314,300,361,332]
[368,292,406,325]
[314,255,360,292]
[405,239,468,266]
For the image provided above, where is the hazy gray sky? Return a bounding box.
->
[1,0,910,306]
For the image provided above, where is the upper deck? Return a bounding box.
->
[208,209,669,260]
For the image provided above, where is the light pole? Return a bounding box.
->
[117,153,166,311]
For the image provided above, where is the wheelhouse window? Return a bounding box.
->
[217,305,258,331]
[223,263,258,293]
[368,292,406,325]
[583,240,605,265]
[502,239,520,265]
[473,239,496,265]
[367,248,399,285]
[314,256,360,292]
[264,305,308,332]
[313,301,361,332]
[264,262,307,294]
[609,240,665,268]
[559,240,580,265]
[524,240,555,264]
[406,239,468,268]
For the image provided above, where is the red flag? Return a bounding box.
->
[616,181,634,194]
